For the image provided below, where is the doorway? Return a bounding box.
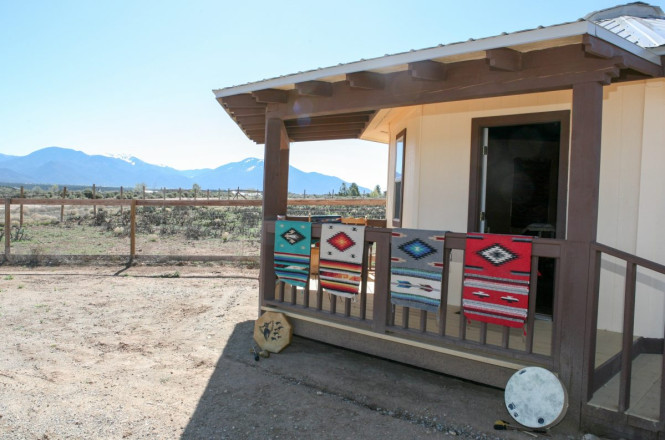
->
[468,111,570,316]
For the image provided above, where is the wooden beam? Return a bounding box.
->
[263,118,289,219]
[235,115,266,126]
[227,107,266,117]
[284,113,372,127]
[219,94,263,108]
[485,48,522,71]
[290,133,361,142]
[270,44,622,119]
[286,122,367,134]
[583,35,662,77]
[346,71,385,90]
[252,88,289,103]
[295,80,333,97]
[289,130,361,141]
[408,60,447,81]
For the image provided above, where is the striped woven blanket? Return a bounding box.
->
[390,228,446,312]
[274,221,312,288]
[319,224,365,298]
[462,233,533,328]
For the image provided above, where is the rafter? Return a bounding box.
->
[218,94,263,108]
[235,115,266,126]
[346,71,385,90]
[252,88,289,103]
[289,132,361,142]
[408,60,447,81]
[228,107,266,117]
[583,35,662,77]
[485,48,522,71]
[286,124,366,135]
[295,81,333,97]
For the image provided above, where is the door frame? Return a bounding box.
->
[467,110,571,238]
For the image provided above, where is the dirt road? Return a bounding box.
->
[0,264,582,439]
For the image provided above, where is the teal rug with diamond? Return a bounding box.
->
[274,221,312,288]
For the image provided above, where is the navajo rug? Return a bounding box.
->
[319,224,366,298]
[390,228,446,312]
[462,233,533,328]
[273,221,312,288]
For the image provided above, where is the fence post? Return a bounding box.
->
[19,186,24,228]
[60,187,67,223]
[179,188,182,200]
[142,185,146,200]
[92,184,97,217]
[130,200,136,262]
[4,198,10,261]
[120,186,124,215]
[207,189,210,200]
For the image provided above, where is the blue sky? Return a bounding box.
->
[0,0,640,189]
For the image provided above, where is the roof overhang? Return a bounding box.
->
[213,20,664,145]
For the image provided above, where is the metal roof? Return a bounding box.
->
[213,3,665,99]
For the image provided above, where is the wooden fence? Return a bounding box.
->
[2,197,385,264]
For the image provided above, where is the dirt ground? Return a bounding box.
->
[0,263,586,440]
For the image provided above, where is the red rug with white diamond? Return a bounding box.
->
[318,224,366,298]
[462,233,533,328]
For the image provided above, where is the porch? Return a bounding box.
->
[260,221,665,436]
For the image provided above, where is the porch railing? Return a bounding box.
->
[585,242,665,429]
[263,222,564,368]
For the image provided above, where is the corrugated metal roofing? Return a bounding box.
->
[596,16,665,47]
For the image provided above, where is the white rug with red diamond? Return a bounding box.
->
[318,224,366,298]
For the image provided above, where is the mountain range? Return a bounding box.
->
[0,147,369,194]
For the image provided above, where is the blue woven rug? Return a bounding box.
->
[390,228,446,312]
[274,221,312,288]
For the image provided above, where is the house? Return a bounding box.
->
[213,3,665,438]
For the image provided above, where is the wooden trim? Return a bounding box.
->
[467,110,571,237]
[392,129,406,227]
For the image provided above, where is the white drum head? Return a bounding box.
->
[504,367,568,429]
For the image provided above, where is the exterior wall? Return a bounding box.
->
[385,80,665,337]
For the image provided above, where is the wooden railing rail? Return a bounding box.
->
[263,222,563,366]
[586,241,665,424]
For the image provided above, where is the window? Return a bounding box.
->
[392,129,406,227]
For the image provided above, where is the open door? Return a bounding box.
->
[470,112,570,317]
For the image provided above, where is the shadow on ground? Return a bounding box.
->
[182,320,579,439]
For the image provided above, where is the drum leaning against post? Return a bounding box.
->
[504,366,568,429]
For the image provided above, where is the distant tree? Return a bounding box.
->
[370,184,382,198]
[338,182,348,196]
[192,183,201,192]
[348,183,360,197]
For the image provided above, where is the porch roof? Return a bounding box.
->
[213,3,665,145]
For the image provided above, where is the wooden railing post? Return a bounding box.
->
[120,186,124,215]
[130,200,136,262]
[371,229,391,333]
[60,187,67,223]
[92,184,97,217]
[19,186,24,228]
[4,198,10,261]
[618,262,637,412]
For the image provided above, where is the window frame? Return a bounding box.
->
[392,129,407,227]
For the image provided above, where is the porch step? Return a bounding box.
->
[588,353,662,422]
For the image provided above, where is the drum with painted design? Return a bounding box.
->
[504,366,568,429]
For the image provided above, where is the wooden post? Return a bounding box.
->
[129,200,136,262]
[142,185,146,200]
[227,188,231,199]
[120,186,124,214]
[207,189,210,200]
[19,186,24,228]
[92,184,97,217]
[218,189,221,200]
[561,81,603,430]
[4,198,10,261]
[179,188,182,200]
[258,118,290,315]
[60,187,67,223]
[194,187,197,200]
[163,187,166,201]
